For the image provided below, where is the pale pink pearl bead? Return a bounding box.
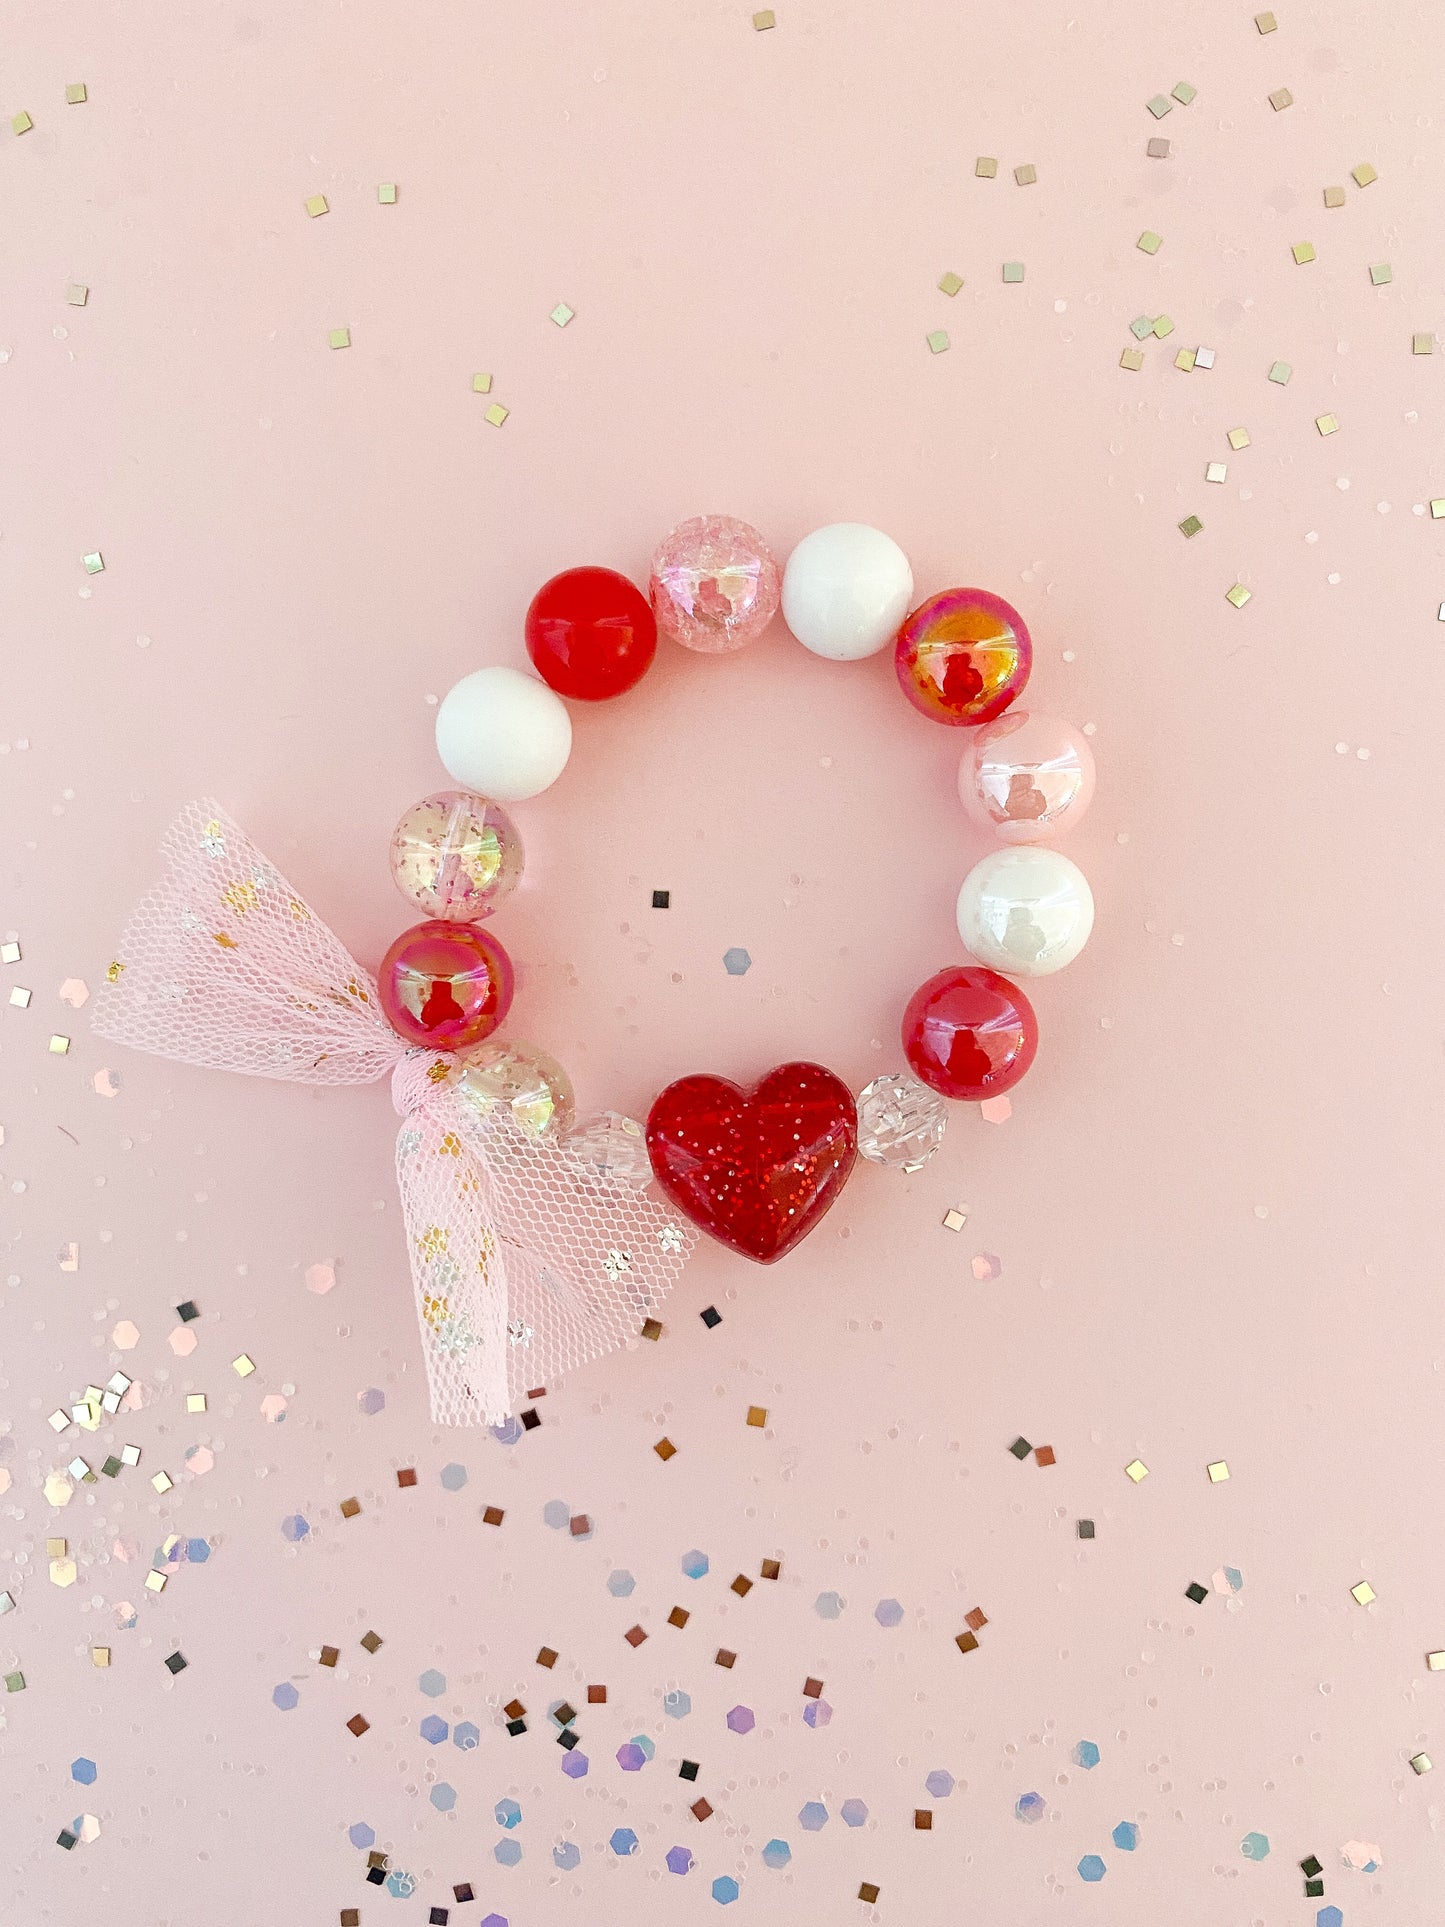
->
[649,515,780,654]
[957,710,1096,842]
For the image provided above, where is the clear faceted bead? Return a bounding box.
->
[856,1073,947,1171]
[565,1110,655,1192]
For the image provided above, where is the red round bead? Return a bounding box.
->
[377,920,515,1052]
[901,965,1038,1100]
[894,587,1032,726]
[524,566,657,701]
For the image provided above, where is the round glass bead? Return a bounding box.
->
[457,1038,575,1139]
[565,1110,654,1191]
[957,711,1095,843]
[901,965,1038,1101]
[389,790,523,920]
[649,516,781,654]
[895,587,1032,726]
[524,565,657,700]
[855,1074,947,1170]
[377,921,514,1052]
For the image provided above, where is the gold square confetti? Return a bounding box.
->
[1146,94,1172,119]
[304,193,329,217]
[1137,229,1162,254]
[144,1570,168,1592]
[186,1394,207,1414]
[151,1471,173,1494]
[1147,136,1170,158]
[937,270,963,296]
[1206,461,1228,482]
[328,327,351,349]
[1207,1460,1230,1482]
[1351,1580,1376,1606]
[1013,163,1036,186]
[11,986,32,1008]
[1254,9,1277,29]
[1172,80,1197,104]
[1124,1459,1149,1483]
[975,155,997,177]
[926,329,950,355]
[377,182,397,203]
[1413,333,1435,356]
[91,1647,110,1667]
[550,302,575,327]
[1315,413,1339,436]
[66,83,88,104]
[1292,241,1316,265]
[48,1034,70,1055]
[12,111,33,135]
[471,372,493,394]
[1426,1650,1445,1671]
[1410,1752,1433,1775]
[942,1207,967,1232]
[1226,583,1252,608]
[47,1538,66,1558]
[232,1353,255,1377]
[1323,184,1345,208]
[1352,161,1378,187]
[121,1444,141,1465]
[67,284,89,307]
[1174,347,1196,371]
[1179,514,1203,538]
[1001,261,1024,283]
[0,941,19,963]
[746,1406,767,1427]
[340,1496,361,1518]
[1228,426,1251,449]
[752,8,775,26]
[1152,314,1175,337]
[484,402,509,427]
[1370,262,1392,285]
[1268,87,1293,111]
[1119,346,1144,371]
[1267,360,1292,384]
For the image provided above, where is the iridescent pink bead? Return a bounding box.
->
[377,921,514,1052]
[649,516,781,654]
[957,711,1096,842]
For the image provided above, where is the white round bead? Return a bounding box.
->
[956,847,1095,977]
[781,523,914,660]
[434,666,572,802]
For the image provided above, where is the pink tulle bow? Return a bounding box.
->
[92,801,695,1425]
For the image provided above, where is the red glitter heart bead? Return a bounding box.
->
[646,1062,858,1264]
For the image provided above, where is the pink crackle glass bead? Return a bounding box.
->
[895,586,1032,726]
[649,516,781,654]
[377,920,515,1051]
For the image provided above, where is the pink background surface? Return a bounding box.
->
[4,1,1444,1920]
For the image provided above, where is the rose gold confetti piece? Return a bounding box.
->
[965,1607,988,1631]
[654,1437,676,1460]
[668,1606,690,1628]
[346,1714,370,1736]
[715,1648,737,1668]
[640,1318,663,1340]
[396,1467,417,1488]
[319,1645,339,1667]
[305,1262,336,1294]
[955,1631,979,1654]
[732,1574,753,1597]
[58,978,89,1008]
[746,1405,767,1427]
[761,1557,781,1579]
[691,1798,713,1821]
[339,1497,361,1519]
[482,1504,504,1525]
[914,1809,933,1829]
[859,1883,881,1903]
[168,1327,197,1357]
[504,1700,526,1719]
[802,1676,823,1697]
[536,1646,558,1667]
[979,1094,1012,1122]
[587,1684,607,1703]
[569,1514,591,1536]
[93,1069,120,1097]
[624,1626,647,1647]
[1034,1445,1056,1467]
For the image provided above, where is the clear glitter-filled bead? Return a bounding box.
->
[566,1110,654,1192]
[649,515,781,654]
[390,790,523,921]
[855,1074,947,1170]
[457,1039,575,1139]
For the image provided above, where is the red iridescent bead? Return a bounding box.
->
[377,920,515,1051]
[901,965,1038,1101]
[894,587,1031,726]
[524,566,657,701]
